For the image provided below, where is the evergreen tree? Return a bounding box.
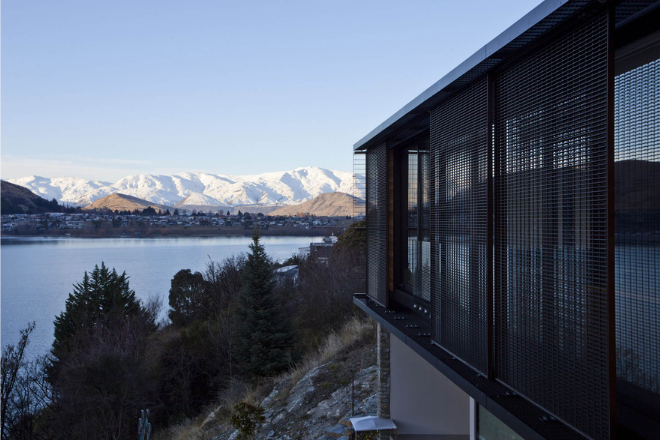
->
[235,231,293,378]
[52,262,149,355]
[168,269,207,326]
[49,264,156,439]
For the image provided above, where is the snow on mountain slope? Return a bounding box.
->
[174,192,224,207]
[8,167,359,207]
[8,176,112,206]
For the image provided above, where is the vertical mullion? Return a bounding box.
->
[605,4,616,437]
[487,73,495,381]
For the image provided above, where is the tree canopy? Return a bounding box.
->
[333,220,366,255]
[168,269,207,326]
[52,262,149,356]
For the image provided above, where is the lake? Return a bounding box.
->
[1,235,318,358]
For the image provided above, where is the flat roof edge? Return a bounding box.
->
[353,0,570,151]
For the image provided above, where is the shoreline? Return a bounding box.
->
[2,225,343,240]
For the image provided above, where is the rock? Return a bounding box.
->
[345,394,377,419]
[262,377,292,409]
[307,364,378,421]
[223,345,377,440]
[325,424,351,438]
[286,363,328,413]
[200,406,222,430]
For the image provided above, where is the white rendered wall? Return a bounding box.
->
[390,336,471,436]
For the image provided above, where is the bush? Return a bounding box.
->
[230,402,265,440]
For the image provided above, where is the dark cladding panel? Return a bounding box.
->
[615,58,660,395]
[367,142,388,304]
[430,77,489,374]
[494,10,610,440]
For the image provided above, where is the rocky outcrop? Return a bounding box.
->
[204,344,377,440]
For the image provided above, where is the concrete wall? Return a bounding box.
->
[377,323,391,418]
[390,336,471,436]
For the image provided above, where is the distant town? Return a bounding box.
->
[1,210,356,237]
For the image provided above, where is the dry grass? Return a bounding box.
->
[153,316,375,439]
[289,316,375,385]
[153,403,221,440]
[153,419,205,440]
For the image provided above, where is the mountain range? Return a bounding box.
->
[9,167,360,208]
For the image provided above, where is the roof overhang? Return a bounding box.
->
[353,0,660,151]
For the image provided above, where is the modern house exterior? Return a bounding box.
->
[353,1,659,439]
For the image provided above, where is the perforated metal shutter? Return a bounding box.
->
[366,142,388,305]
[614,58,660,395]
[493,10,611,439]
[430,77,489,374]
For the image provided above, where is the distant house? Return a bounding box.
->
[309,242,333,261]
[274,265,299,288]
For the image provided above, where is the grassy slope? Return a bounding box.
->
[269,192,359,217]
[82,193,175,212]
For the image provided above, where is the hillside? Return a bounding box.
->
[1,180,62,214]
[158,318,377,440]
[269,192,359,217]
[81,193,174,213]
[9,167,361,208]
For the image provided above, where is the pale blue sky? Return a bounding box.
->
[2,0,542,182]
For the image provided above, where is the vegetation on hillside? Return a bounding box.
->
[1,224,366,439]
[1,180,78,214]
[235,232,294,379]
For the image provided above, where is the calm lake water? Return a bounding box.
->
[1,235,317,358]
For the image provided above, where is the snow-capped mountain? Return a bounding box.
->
[8,176,112,205]
[9,167,360,208]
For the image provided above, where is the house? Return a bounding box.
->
[353,0,659,439]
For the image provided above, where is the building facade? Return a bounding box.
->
[353,1,659,438]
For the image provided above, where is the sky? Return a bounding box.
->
[2,0,543,182]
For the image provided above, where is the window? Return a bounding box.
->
[397,142,431,306]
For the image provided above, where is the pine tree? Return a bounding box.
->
[52,262,148,355]
[235,231,293,378]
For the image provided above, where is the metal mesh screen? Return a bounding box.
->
[493,11,610,440]
[405,152,419,291]
[614,57,660,394]
[430,77,489,373]
[353,152,366,221]
[367,143,388,305]
[420,152,431,302]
